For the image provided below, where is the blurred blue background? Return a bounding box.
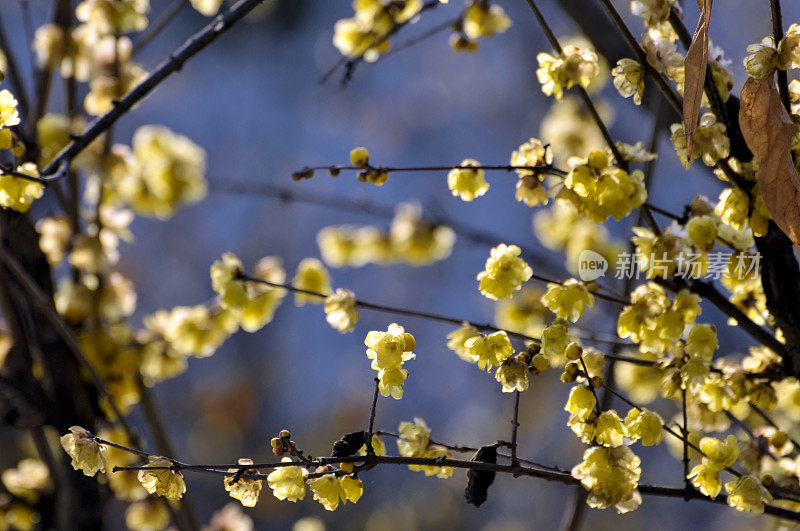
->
[4,0,800,528]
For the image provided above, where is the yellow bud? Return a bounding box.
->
[591,376,604,389]
[350,147,370,167]
[564,342,583,361]
[340,462,354,473]
[532,353,549,372]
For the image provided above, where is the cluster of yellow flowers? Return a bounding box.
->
[617,283,701,355]
[397,418,455,478]
[365,323,416,398]
[536,45,600,101]
[572,446,642,513]
[559,149,647,222]
[333,0,424,61]
[687,434,739,499]
[34,1,149,116]
[744,24,800,80]
[449,1,512,53]
[106,126,208,219]
[0,458,50,529]
[476,244,533,300]
[669,113,730,169]
[318,203,456,267]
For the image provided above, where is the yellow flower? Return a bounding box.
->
[464,330,514,371]
[462,2,511,39]
[595,410,628,447]
[138,457,186,499]
[36,215,72,265]
[340,475,363,503]
[397,418,431,457]
[292,258,331,305]
[324,288,360,333]
[447,159,489,201]
[59,426,107,477]
[541,319,569,358]
[715,188,749,231]
[779,24,800,69]
[477,244,533,300]
[541,279,594,322]
[224,459,262,507]
[612,58,644,105]
[687,463,722,498]
[0,163,45,213]
[266,459,307,502]
[446,324,482,362]
[495,353,530,392]
[725,475,773,513]
[624,408,664,446]
[685,215,719,252]
[571,446,642,513]
[308,474,345,511]
[744,37,778,80]
[685,324,718,360]
[700,435,740,471]
[565,385,596,422]
[409,445,455,478]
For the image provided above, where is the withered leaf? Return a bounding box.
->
[464,444,498,507]
[739,76,800,246]
[683,0,713,160]
[331,431,368,457]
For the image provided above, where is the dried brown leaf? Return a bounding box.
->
[683,0,713,160]
[739,76,800,245]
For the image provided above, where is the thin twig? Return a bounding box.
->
[133,0,190,56]
[366,378,380,456]
[510,390,521,467]
[770,0,791,114]
[239,274,626,349]
[98,431,800,521]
